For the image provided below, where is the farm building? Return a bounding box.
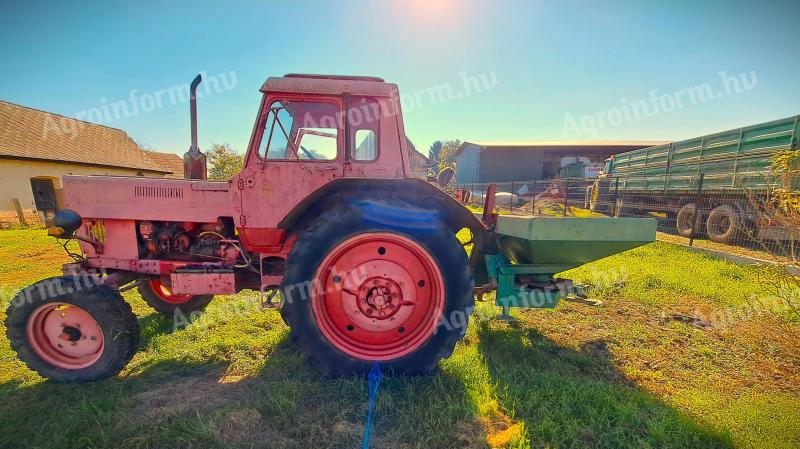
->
[406,139,433,179]
[0,100,184,224]
[454,140,666,184]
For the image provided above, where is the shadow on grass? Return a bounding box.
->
[137,312,176,347]
[0,333,484,449]
[477,321,733,448]
[1,310,732,448]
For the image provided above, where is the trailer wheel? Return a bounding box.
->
[613,198,624,217]
[676,203,701,237]
[5,276,139,382]
[138,278,214,317]
[588,181,611,214]
[706,204,740,244]
[280,205,474,375]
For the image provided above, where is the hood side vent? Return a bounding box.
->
[134,186,185,199]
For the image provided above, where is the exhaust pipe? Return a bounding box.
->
[183,74,207,180]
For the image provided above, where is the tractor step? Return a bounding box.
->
[170,268,236,296]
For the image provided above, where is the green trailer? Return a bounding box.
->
[589,115,800,243]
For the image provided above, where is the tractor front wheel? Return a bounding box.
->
[138,278,214,317]
[280,205,474,375]
[5,276,139,382]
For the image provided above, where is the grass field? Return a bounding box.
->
[0,229,798,449]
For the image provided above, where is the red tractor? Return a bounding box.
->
[6,74,487,381]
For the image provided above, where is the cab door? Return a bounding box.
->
[234,94,344,251]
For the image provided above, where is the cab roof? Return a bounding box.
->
[261,73,397,97]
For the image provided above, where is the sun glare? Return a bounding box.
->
[401,0,462,23]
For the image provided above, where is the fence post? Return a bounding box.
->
[13,198,27,227]
[470,183,475,206]
[563,179,569,216]
[612,177,620,217]
[688,173,705,247]
[510,181,515,213]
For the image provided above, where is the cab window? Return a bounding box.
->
[349,97,380,161]
[258,100,339,160]
[354,129,376,161]
[295,128,338,160]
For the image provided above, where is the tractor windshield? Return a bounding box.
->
[258,100,339,161]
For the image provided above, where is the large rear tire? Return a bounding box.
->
[138,278,214,318]
[5,276,139,382]
[280,204,474,375]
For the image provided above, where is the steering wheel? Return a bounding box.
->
[299,145,317,160]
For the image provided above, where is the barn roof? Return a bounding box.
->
[143,150,184,178]
[0,100,172,173]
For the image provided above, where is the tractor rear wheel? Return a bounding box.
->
[5,276,139,382]
[138,278,214,317]
[280,205,474,375]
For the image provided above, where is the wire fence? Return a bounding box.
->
[456,178,599,218]
[455,174,798,258]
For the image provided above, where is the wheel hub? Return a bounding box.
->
[59,326,82,342]
[355,277,406,320]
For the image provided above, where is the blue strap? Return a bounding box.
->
[361,362,382,449]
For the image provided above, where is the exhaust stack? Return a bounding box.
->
[183,74,207,180]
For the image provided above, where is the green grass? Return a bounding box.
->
[0,230,798,448]
[564,241,767,308]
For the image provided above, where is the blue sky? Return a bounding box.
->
[1,0,798,156]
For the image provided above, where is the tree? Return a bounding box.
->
[435,139,462,173]
[741,150,800,361]
[207,143,244,181]
[428,140,443,165]
[134,139,153,151]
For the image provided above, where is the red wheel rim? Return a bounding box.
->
[148,279,193,304]
[26,303,105,370]
[312,233,445,361]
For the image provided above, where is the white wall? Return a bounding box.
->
[0,158,165,222]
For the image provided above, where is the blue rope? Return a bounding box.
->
[361,362,382,449]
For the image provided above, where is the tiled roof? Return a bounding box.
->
[144,150,184,178]
[0,100,169,173]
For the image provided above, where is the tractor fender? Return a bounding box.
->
[279,178,489,251]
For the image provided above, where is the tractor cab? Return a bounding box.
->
[241,74,410,176]
[231,74,419,248]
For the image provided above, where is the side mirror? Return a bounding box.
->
[437,167,455,188]
[48,209,82,237]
